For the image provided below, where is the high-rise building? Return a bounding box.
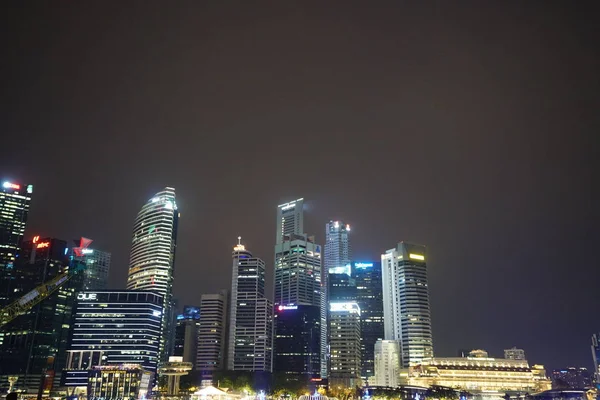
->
[197,291,228,386]
[504,347,526,361]
[381,242,433,367]
[63,290,163,387]
[324,221,351,273]
[325,221,352,380]
[127,187,179,362]
[329,302,362,389]
[352,261,384,381]
[227,238,273,372]
[173,306,200,368]
[551,367,593,389]
[0,181,32,303]
[329,271,356,302]
[592,333,600,390]
[70,237,111,291]
[276,198,304,244]
[274,304,321,379]
[274,233,324,378]
[373,339,401,388]
[0,236,82,392]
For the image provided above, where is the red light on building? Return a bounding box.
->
[2,182,20,190]
[37,242,50,249]
[33,235,40,243]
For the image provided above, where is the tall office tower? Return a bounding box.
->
[70,237,111,290]
[276,198,304,244]
[228,238,273,372]
[274,233,324,378]
[381,242,433,367]
[62,291,163,388]
[329,302,362,389]
[352,261,384,381]
[197,291,228,386]
[329,271,356,302]
[173,306,200,368]
[127,187,179,363]
[0,181,32,303]
[325,221,352,378]
[0,236,81,392]
[324,221,351,272]
[592,333,600,390]
[373,339,401,388]
[504,347,526,361]
[274,305,321,378]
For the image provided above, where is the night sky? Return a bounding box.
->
[1,2,598,371]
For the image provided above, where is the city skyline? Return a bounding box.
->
[1,1,597,374]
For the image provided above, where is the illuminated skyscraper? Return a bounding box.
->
[325,221,351,273]
[127,187,179,362]
[353,261,384,381]
[0,181,32,302]
[381,242,433,367]
[329,302,362,389]
[276,198,304,244]
[228,238,273,372]
[274,198,325,379]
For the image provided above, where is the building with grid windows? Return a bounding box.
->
[62,290,163,387]
[126,187,179,363]
[197,290,228,386]
[329,302,362,388]
[227,238,273,372]
[381,242,433,367]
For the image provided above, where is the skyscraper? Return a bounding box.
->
[324,221,351,273]
[381,242,433,367]
[197,291,228,386]
[276,198,304,244]
[228,238,273,372]
[174,306,200,368]
[0,236,81,392]
[127,187,179,362]
[352,261,384,381]
[71,237,111,291]
[0,181,32,303]
[274,233,324,378]
[274,198,326,379]
[329,302,362,389]
[63,290,163,387]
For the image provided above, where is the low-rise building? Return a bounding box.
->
[401,350,551,399]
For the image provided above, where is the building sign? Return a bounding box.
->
[278,305,298,311]
[354,262,373,268]
[409,253,425,261]
[77,293,97,301]
[2,182,20,190]
[32,235,40,243]
[36,242,50,249]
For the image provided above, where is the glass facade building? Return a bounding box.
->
[173,306,200,368]
[127,187,179,362]
[0,236,81,392]
[352,261,384,381]
[70,237,111,291]
[63,290,163,387]
[0,181,32,303]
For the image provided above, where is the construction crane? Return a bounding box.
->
[0,263,86,328]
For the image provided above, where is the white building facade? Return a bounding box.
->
[381,242,433,367]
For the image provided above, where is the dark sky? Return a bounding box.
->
[1,1,598,371]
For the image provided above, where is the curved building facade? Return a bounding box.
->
[127,187,179,362]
